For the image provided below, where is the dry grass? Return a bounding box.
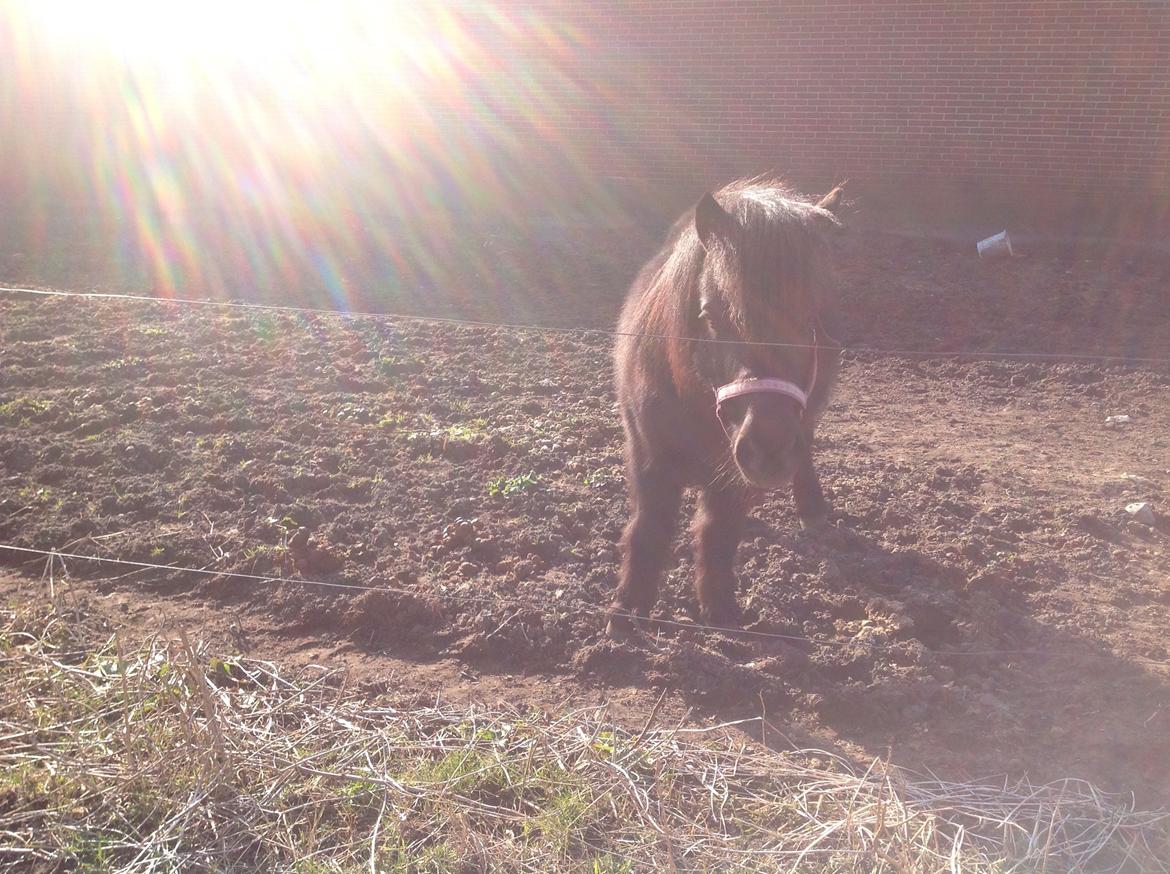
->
[1,588,1167,873]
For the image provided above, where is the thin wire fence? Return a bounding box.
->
[2,543,1168,671]
[4,284,1170,365]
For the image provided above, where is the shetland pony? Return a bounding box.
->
[610,178,845,630]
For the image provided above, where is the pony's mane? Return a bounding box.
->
[631,177,833,379]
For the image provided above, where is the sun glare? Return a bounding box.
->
[14,1,424,71]
[3,0,637,308]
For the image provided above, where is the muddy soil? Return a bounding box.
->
[2,227,1169,805]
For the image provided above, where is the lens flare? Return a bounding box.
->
[2,1,700,315]
[12,1,431,69]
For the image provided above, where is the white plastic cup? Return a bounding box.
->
[977,230,1014,258]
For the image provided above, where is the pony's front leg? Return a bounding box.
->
[792,443,831,530]
[608,466,682,634]
[693,487,748,627]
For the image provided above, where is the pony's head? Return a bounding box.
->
[691,180,844,489]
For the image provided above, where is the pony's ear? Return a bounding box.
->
[815,181,847,215]
[695,193,738,250]
[812,181,848,230]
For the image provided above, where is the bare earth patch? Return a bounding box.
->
[2,228,1170,858]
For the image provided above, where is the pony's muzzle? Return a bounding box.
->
[731,404,802,489]
[714,348,818,489]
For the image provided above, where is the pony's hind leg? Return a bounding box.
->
[693,487,748,627]
[608,466,682,633]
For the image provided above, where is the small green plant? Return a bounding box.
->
[404,420,488,460]
[373,355,424,377]
[589,856,637,874]
[0,397,52,425]
[377,410,410,430]
[242,543,288,562]
[488,471,540,496]
[17,485,52,504]
[583,469,620,489]
[247,312,279,341]
[531,786,595,856]
[64,829,119,870]
[333,402,373,423]
[434,422,486,443]
[101,356,144,372]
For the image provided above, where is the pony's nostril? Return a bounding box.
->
[782,431,800,457]
[734,436,757,471]
[736,428,801,480]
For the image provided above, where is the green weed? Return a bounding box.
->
[488,471,540,496]
[0,397,52,425]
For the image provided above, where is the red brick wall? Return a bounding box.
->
[3,1,1168,224]
[463,0,1170,204]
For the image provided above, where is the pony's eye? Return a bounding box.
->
[698,304,725,339]
[698,305,719,336]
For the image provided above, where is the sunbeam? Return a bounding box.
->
[3,1,695,313]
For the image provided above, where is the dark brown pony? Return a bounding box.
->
[610,177,845,632]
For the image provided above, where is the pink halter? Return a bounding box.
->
[714,331,818,429]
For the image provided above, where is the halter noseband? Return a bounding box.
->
[714,329,818,429]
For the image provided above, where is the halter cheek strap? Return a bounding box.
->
[714,331,819,428]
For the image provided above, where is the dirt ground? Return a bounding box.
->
[2,224,1170,807]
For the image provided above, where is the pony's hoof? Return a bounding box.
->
[799,512,830,533]
[605,605,645,641]
[802,516,852,549]
[605,617,630,640]
[698,602,744,631]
